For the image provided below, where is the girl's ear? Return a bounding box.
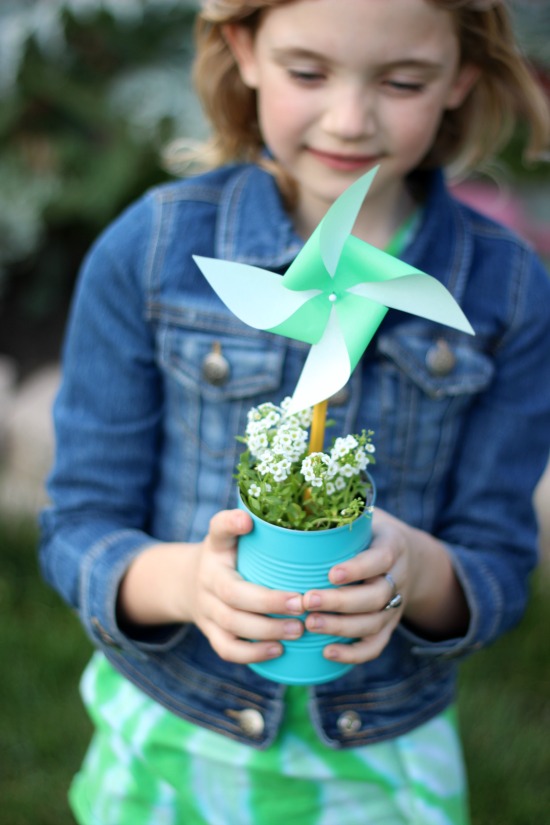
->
[222,23,260,89]
[446,63,481,110]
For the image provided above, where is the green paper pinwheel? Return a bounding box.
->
[193,166,473,416]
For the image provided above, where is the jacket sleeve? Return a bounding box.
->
[39,193,188,659]
[401,241,550,659]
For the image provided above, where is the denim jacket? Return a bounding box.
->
[40,163,550,749]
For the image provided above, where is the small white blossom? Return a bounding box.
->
[257,450,275,476]
[335,476,346,491]
[331,435,358,459]
[248,483,261,498]
[247,430,269,458]
[272,424,308,461]
[366,443,375,453]
[301,452,330,487]
[246,402,282,434]
[326,481,336,496]
[271,456,292,481]
[280,397,313,428]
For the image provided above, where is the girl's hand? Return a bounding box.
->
[117,509,305,665]
[302,508,469,665]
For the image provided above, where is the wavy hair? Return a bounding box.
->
[185,0,549,181]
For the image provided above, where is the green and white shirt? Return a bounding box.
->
[70,652,469,825]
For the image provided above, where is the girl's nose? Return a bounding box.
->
[322,86,375,140]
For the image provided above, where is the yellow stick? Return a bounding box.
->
[309,399,328,454]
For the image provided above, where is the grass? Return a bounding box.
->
[0,518,548,825]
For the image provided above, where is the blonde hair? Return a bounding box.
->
[187,0,549,180]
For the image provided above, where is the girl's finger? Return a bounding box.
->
[303,575,396,615]
[322,619,399,666]
[210,599,305,642]
[211,568,304,616]
[205,622,284,664]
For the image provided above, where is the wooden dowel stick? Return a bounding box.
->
[309,400,328,454]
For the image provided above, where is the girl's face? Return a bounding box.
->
[225,0,477,237]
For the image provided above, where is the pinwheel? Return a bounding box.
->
[193,166,473,450]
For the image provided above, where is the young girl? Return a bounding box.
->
[40,1,550,823]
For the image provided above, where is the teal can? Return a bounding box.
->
[237,477,375,685]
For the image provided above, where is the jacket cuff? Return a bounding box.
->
[398,541,504,660]
[79,528,190,660]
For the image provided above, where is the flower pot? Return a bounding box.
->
[237,477,375,685]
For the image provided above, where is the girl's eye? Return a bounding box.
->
[384,80,425,94]
[287,68,325,83]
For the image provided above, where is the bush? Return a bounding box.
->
[0,0,202,317]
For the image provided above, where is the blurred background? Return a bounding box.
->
[0,1,548,823]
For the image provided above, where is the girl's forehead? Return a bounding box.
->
[256,0,460,64]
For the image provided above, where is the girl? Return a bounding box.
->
[40,1,550,823]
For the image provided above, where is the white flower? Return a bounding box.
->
[272,456,292,481]
[366,443,376,453]
[257,450,275,476]
[257,450,292,482]
[246,402,282,434]
[326,481,336,496]
[280,396,313,428]
[247,430,269,458]
[335,476,346,491]
[331,435,358,459]
[272,424,308,461]
[301,452,330,487]
[248,483,261,498]
[339,462,357,478]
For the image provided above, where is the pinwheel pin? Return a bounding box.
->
[193,166,473,451]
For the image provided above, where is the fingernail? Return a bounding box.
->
[283,621,302,638]
[307,593,322,609]
[286,596,302,613]
[308,615,324,630]
[331,567,346,584]
[267,644,282,658]
[324,647,339,660]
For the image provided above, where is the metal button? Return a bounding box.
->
[425,339,456,377]
[336,710,362,735]
[328,386,350,407]
[233,708,265,737]
[202,342,230,386]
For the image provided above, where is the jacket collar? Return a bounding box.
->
[216,164,302,268]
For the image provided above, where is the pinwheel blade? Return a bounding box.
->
[285,310,351,414]
[193,255,321,330]
[318,166,379,276]
[348,274,474,335]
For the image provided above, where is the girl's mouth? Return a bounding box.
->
[307,148,380,172]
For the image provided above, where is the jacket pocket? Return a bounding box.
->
[369,326,494,513]
[159,316,287,454]
[154,310,293,537]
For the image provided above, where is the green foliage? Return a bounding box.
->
[0,518,93,825]
[0,1,202,313]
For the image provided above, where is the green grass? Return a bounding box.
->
[0,518,548,824]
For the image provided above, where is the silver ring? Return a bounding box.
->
[384,593,403,611]
[384,572,397,599]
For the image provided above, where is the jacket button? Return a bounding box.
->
[425,339,456,376]
[202,342,230,386]
[235,708,265,737]
[336,710,362,735]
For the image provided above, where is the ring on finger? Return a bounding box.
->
[384,593,403,611]
[384,572,397,599]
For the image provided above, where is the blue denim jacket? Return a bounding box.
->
[40,163,550,749]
